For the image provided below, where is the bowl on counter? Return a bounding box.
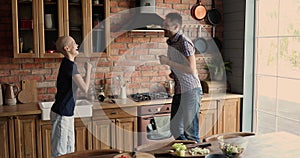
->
[205,153,227,158]
[217,135,248,158]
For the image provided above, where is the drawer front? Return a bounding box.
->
[201,100,217,110]
[93,107,137,119]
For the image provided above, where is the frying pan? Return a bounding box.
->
[212,25,222,51]
[190,0,207,21]
[207,0,221,25]
[194,25,207,54]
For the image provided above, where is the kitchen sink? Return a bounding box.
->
[39,100,93,120]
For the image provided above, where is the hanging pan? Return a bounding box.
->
[212,25,222,51]
[206,0,221,25]
[191,0,207,21]
[194,25,207,54]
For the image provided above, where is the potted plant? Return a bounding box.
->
[205,60,232,81]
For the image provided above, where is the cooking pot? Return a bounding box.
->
[190,0,207,21]
[206,0,221,25]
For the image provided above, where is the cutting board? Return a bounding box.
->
[17,80,37,103]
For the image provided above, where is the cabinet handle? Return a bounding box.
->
[110,111,118,115]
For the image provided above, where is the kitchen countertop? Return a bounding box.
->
[93,93,243,109]
[0,93,243,117]
[0,102,41,117]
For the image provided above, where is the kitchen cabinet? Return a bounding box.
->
[37,118,93,158]
[199,96,242,142]
[92,107,138,152]
[12,0,110,58]
[199,100,218,141]
[217,98,241,133]
[0,115,38,158]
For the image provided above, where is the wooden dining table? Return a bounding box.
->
[70,132,300,157]
[147,131,300,158]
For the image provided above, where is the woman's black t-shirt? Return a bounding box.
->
[51,57,80,116]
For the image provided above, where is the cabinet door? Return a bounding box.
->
[0,117,13,158]
[89,0,110,56]
[74,118,93,151]
[61,0,89,55]
[38,0,64,58]
[199,109,217,141]
[115,117,137,152]
[199,100,218,141]
[217,98,241,133]
[92,119,115,150]
[14,115,38,158]
[38,118,92,158]
[40,123,52,158]
[12,0,39,58]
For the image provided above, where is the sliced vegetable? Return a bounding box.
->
[188,147,210,156]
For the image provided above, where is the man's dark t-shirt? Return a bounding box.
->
[51,57,80,116]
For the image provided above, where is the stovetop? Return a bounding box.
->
[129,92,172,102]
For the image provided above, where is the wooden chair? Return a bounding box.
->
[203,132,255,142]
[56,149,122,158]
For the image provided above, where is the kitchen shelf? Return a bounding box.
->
[12,0,110,58]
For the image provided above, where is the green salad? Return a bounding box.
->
[220,142,244,155]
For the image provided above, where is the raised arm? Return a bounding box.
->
[73,62,92,94]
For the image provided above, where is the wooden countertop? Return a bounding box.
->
[93,93,243,109]
[0,102,41,117]
[0,93,243,117]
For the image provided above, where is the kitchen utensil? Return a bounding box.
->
[191,0,207,21]
[207,0,221,25]
[194,25,208,54]
[212,26,222,51]
[17,80,37,104]
[0,84,3,105]
[4,83,19,105]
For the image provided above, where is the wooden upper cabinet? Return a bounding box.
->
[38,0,64,58]
[12,0,39,58]
[12,0,110,58]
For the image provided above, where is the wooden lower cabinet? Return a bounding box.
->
[37,118,93,158]
[92,118,115,150]
[0,115,38,158]
[92,107,137,152]
[217,98,241,133]
[199,100,218,141]
[199,97,242,141]
[115,117,137,152]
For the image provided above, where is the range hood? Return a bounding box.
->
[118,0,164,31]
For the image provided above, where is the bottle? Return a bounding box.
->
[120,86,127,99]
[98,87,105,102]
[19,37,23,53]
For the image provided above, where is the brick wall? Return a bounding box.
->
[0,0,221,102]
